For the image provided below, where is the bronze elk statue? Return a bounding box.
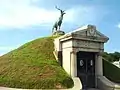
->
[52,6,66,33]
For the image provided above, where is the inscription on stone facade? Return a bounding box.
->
[74,40,103,49]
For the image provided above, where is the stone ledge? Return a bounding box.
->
[52,31,65,36]
[70,77,82,90]
[97,76,120,90]
[53,51,58,61]
[0,77,82,90]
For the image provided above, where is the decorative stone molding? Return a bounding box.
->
[97,52,103,56]
[74,40,104,50]
[87,25,97,37]
[57,24,109,43]
[72,48,79,53]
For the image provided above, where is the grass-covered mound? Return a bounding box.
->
[103,59,120,83]
[0,36,73,89]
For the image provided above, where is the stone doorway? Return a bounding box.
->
[77,51,95,89]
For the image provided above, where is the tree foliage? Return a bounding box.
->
[102,52,120,62]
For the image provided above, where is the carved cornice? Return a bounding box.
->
[58,25,109,43]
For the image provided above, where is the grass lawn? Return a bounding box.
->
[0,36,74,89]
[103,59,120,83]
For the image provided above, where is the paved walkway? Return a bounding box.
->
[0,87,13,90]
[0,87,101,90]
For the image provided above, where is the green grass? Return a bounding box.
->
[0,36,73,89]
[103,59,120,83]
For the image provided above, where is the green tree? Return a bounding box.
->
[102,52,120,62]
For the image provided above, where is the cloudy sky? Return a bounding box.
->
[0,0,120,55]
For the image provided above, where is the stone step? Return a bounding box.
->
[82,88,100,90]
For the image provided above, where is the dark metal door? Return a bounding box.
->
[77,51,95,89]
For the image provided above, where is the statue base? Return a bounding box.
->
[52,30,65,36]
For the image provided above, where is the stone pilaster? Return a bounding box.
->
[70,50,77,77]
[95,52,103,76]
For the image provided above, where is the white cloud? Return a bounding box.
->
[117,23,120,29]
[0,52,7,56]
[65,6,108,26]
[0,45,20,51]
[0,0,60,28]
[0,0,107,29]
[0,45,20,56]
[0,0,81,29]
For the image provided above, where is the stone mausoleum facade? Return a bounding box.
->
[54,25,109,89]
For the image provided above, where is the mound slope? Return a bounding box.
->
[0,36,73,89]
